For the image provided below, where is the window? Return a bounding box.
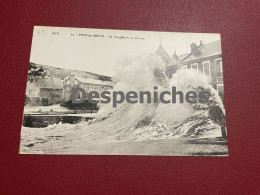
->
[192,63,198,72]
[29,90,38,97]
[215,58,223,76]
[202,61,211,78]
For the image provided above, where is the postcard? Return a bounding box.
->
[19,26,228,156]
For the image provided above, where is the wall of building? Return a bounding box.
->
[182,54,223,92]
[25,83,41,106]
[26,84,63,106]
[63,76,113,102]
[63,76,80,102]
[39,88,63,105]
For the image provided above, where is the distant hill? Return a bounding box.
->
[29,62,112,81]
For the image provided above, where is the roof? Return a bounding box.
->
[182,40,222,63]
[33,77,63,89]
[155,45,172,63]
[171,53,180,65]
[75,77,113,86]
[155,45,182,67]
[178,53,190,62]
[155,40,222,67]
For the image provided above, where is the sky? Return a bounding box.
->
[30,26,221,77]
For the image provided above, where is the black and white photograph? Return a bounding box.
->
[19,26,228,156]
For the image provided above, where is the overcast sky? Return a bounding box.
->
[30,26,221,77]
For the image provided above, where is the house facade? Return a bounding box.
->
[25,77,63,106]
[180,40,224,93]
[63,74,114,102]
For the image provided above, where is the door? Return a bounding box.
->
[42,98,49,106]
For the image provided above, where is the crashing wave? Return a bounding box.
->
[86,54,225,141]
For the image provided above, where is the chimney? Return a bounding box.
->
[199,40,203,48]
[190,42,201,56]
[172,51,179,60]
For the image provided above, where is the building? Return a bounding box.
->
[63,74,114,102]
[155,40,224,93]
[155,44,180,78]
[25,77,63,106]
[180,40,223,93]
